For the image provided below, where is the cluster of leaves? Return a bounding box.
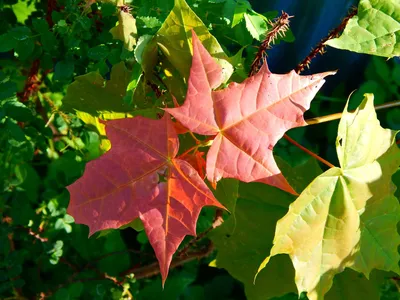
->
[0,0,297,298]
[1,0,400,299]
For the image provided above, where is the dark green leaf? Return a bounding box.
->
[10,26,31,41]
[0,33,17,52]
[88,45,109,61]
[54,60,75,81]
[32,19,49,34]
[15,38,35,60]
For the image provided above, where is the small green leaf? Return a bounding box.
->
[12,0,36,23]
[137,16,162,29]
[87,45,109,61]
[57,19,67,27]
[243,12,267,40]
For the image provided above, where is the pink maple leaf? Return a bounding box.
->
[166,31,335,194]
[66,114,224,282]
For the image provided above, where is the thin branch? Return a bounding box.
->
[249,11,292,76]
[177,209,223,258]
[121,241,214,280]
[26,228,48,243]
[306,100,400,125]
[295,7,358,74]
[17,59,40,102]
[46,0,57,27]
[119,211,222,280]
[283,134,335,168]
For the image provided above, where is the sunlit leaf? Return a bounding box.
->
[326,0,400,58]
[110,10,138,51]
[259,94,400,300]
[167,31,335,193]
[156,0,233,83]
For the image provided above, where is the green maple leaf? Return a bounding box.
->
[156,0,233,83]
[62,62,133,116]
[258,94,400,300]
[326,0,400,58]
[212,178,239,214]
[62,62,158,152]
[210,158,322,300]
[244,12,267,41]
[325,269,389,300]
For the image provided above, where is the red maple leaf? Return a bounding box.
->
[166,31,335,194]
[181,151,207,179]
[66,114,224,282]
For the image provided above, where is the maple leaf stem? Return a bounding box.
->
[188,130,201,143]
[179,137,215,158]
[295,6,358,74]
[179,144,200,158]
[283,134,335,169]
[249,11,292,77]
[306,100,400,125]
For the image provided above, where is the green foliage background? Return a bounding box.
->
[1,0,399,299]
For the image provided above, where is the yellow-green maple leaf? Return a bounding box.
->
[258,94,400,300]
[110,10,138,51]
[326,0,400,58]
[156,0,233,83]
